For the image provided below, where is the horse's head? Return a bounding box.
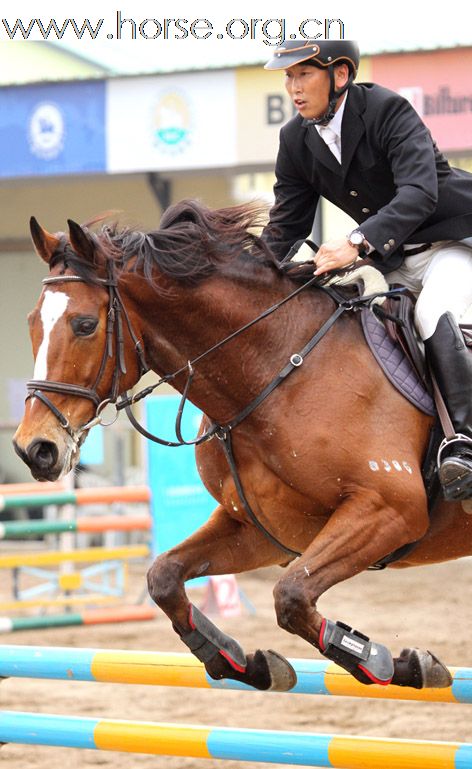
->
[13,218,147,481]
[14,200,281,480]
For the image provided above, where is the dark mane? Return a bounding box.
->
[96,199,278,286]
[49,235,103,284]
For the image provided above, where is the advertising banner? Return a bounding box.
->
[0,81,106,178]
[372,48,472,153]
[107,70,237,172]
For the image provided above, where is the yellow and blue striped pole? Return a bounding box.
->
[0,544,149,570]
[1,646,471,703]
[1,710,471,766]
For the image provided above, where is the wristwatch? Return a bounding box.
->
[347,230,367,257]
[347,229,367,256]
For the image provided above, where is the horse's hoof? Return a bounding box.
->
[392,648,452,689]
[420,649,453,688]
[262,649,297,691]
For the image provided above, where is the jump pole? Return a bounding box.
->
[0,481,66,495]
[0,485,154,622]
[0,607,158,633]
[1,711,471,767]
[0,514,151,539]
[0,544,149,569]
[0,485,151,512]
[0,646,471,704]
[0,544,150,617]
[0,594,128,612]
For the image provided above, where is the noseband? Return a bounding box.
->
[26,263,148,439]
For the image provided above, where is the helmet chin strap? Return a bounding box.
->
[308,67,354,126]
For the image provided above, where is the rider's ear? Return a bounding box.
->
[68,219,95,264]
[29,217,61,264]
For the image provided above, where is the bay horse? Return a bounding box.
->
[13,200,470,693]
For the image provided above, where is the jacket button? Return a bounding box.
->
[389,238,395,246]
[384,243,391,251]
[362,207,370,213]
[349,190,358,197]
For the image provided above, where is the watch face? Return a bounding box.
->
[350,231,364,246]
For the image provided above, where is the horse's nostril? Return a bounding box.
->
[26,439,59,471]
[12,440,29,464]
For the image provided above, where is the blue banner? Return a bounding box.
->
[146,396,216,583]
[0,81,106,178]
[80,425,104,466]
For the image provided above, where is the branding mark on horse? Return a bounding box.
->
[370,459,414,474]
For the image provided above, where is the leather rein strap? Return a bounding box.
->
[213,303,347,557]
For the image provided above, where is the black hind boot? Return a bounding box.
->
[424,312,472,501]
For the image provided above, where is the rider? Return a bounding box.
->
[262,38,472,502]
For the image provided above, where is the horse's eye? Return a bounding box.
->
[71,316,98,336]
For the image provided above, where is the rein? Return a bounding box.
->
[29,261,397,560]
[117,273,322,445]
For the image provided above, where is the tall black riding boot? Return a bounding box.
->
[424,312,472,501]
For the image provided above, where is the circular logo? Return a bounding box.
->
[28,102,65,160]
[151,92,191,154]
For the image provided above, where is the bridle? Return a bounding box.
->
[26,261,149,441]
[26,259,399,559]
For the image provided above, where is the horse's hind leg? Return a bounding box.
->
[272,486,452,689]
[147,504,297,691]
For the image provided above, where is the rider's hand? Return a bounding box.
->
[314,239,359,276]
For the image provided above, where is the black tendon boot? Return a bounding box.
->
[424,312,472,501]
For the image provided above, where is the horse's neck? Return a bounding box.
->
[131,271,331,422]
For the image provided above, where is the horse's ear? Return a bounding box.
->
[29,217,61,264]
[68,219,95,264]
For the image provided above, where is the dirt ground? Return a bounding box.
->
[1,557,471,768]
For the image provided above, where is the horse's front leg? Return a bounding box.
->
[147,504,297,691]
[272,484,452,689]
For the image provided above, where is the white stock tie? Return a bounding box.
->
[319,126,341,163]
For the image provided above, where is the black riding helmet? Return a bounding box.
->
[264,39,360,125]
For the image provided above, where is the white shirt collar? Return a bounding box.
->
[315,91,347,139]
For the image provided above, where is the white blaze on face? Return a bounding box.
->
[33,290,70,380]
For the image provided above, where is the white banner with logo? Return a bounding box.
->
[106,70,237,172]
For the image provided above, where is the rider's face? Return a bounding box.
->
[284,63,348,120]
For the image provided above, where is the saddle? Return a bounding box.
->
[281,254,435,415]
[363,291,435,416]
